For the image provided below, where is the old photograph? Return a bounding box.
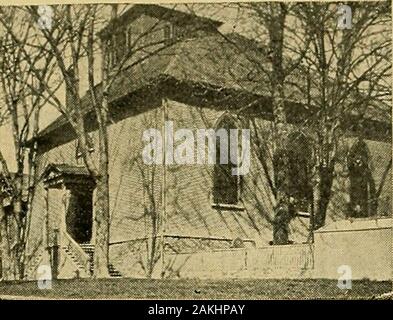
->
[0,1,391,300]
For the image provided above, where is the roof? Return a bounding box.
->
[42,164,90,180]
[32,33,391,148]
[98,4,223,38]
[33,33,269,145]
[42,164,95,188]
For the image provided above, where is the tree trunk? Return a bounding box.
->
[0,200,12,280]
[91,31,111,278]
[314,162,335,229]
[267,4,294,245]
[12,172,24,279]
[93,101,110,278]
[93,174,110,278]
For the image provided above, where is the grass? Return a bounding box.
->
[0,278,391,300]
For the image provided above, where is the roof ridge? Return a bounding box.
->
[98,4,223,38]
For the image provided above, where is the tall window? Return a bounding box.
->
[347,138,374,217]
[287,132,313,210]
[273,132,313,212]
[212,114,242,205]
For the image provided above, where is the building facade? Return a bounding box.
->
[21,5,391,279]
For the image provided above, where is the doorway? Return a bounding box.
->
[65,187,93,244]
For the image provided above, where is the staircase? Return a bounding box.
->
[63,245,91,278]
[79,243,122,278]
[24,250,44,280]
[61,230,122,278]
[79,243,95,275]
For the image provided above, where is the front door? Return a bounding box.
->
[65,188,93,244]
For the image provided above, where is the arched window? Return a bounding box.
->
[273,131,313,212]
[287,132,313,209]
[212,114,242,205]
[347,138,374,217]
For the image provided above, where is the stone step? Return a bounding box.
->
[79,244,122,278]
[109,264,122,277]
[79,243,95,254]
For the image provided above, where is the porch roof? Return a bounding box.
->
[42,164,94,189]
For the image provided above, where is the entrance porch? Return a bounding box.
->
[41,164,121,278]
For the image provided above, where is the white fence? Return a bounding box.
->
[167,243,315,279]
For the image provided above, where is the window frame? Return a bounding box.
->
[347,138,373,218]
[211,113,245,209]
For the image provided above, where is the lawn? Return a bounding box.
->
[0,278,391,300]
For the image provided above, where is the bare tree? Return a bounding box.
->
[293,1,391,229]
[190,2,391,240]
[0,7,54,279]
[211,2,312,243]
[18,4,188,277]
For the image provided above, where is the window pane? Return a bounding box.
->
[212,114,241,205]
[348,139,373,217]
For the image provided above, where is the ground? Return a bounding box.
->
[0,278,391,299]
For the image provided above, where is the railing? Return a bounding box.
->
[24,247,45,280]
[109,234,256,255]
[61,229,91,274]
[164,234,256,254]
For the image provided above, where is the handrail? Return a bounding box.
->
[24,248,44,279]
[109,235,256,246]
[61,230,91,273]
